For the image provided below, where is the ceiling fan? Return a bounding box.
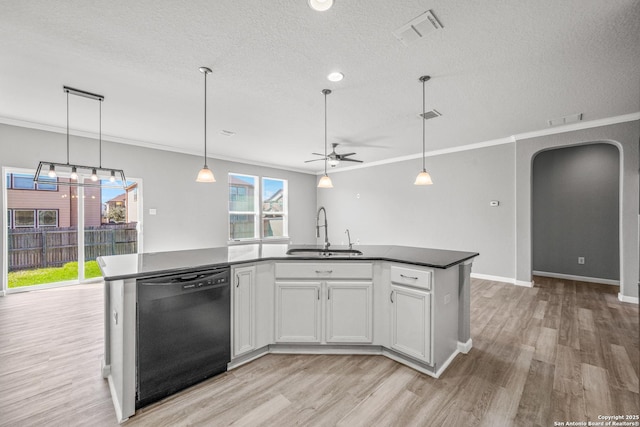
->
[305,143,363,167]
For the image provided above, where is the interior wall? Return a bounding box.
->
[532,143,620,281]
[316,143,516,280]
[0,124,318,268]
[515,120,639,299]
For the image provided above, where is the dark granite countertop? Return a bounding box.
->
[98,244,479,281]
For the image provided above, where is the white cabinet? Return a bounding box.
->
[275,281,322,342]
[274,262,373,345]
[326,281,372,343]
[233,265,256,357]
[389,265,433,364]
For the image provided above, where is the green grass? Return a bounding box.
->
[8,261,102,288]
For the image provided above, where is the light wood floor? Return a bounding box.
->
[0,277,637,426]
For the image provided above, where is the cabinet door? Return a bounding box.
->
[390,285,431,364]
[275,281,321,343]
[233,266,256,357]
[326,281,373,343]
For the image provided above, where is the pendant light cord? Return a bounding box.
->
[324,90,328,176]
[422,77,426,172]
[66,90,70,165]
[203,70,208,167]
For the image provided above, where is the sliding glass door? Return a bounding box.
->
[3,168,141,292]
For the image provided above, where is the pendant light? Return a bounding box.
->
[196,66,216,183]
[308,0,333,12]
[34,86,126,189]
[414,75,433,186]
[317,89,333,188]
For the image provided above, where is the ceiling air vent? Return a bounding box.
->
[419,109,442,120]
[547,113,583,127]
[393,10,443,46]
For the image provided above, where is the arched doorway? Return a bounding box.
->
[531,143,620,285]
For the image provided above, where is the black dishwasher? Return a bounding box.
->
[136,266,230,408]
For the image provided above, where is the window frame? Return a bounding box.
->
[228,173,289,243]
[261,176,288,240]
[228,173,259,241]
[8,173,58,191]
[37,209,59,227]
[13,209,36,228]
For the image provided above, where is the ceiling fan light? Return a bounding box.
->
[328,158,340,167]
[317,174,333,188]
[196,166,216,183]
[308,0,333,12]
[414,170,433,186]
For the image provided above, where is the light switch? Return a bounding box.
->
[490,201,500,207]
[149,209,157,215]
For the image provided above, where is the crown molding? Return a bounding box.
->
[321,112,640,175]
[0,116,313,176]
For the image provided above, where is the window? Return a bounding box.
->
[12,174,36,190]
[37,210,58,227]
[8,173,58,191]
[228,174,288,241]
[262,178,287,238]
[229,174,258,240]
[13,210,35,228]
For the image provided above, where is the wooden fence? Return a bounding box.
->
[7,223,138,271]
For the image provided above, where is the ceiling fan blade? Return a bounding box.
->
[311,153,326,157]
[341,158,363,163]
[337,152,357,157]
[304,158,326,163]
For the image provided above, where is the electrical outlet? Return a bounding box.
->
[578,257,585,265]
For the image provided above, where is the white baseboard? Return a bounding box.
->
[470,273,533,287]
[618,293,639,304]
[457,339,473,354]
[533,271,620,286]
[515,280,534,288]
[470,273,515,284]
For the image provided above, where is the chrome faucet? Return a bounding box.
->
[316,206,330,250]
[345,229,353,250]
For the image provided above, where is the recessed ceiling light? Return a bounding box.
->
[308,0,333,12]
[327,72,344,82]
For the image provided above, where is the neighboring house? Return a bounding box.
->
[103,183,139,224]
[263,188,283,212]
[6,173,101,228]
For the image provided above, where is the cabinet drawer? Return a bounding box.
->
[275,262,373,279]
[390,265,432,291]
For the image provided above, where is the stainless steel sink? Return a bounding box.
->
[286,248,363,256]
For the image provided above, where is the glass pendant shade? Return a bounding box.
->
[317,174,333,188]
[196,166,216,183]
[414,170,433,186]
[308,0,333,11]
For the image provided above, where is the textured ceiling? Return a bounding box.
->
[1,0,639,173]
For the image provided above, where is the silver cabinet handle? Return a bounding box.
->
[400,274,419,280]
[315,270,333,274]
[328,288,330,300]
[236,274,240,287]
[317,289,320,300]
[390,291,394,303]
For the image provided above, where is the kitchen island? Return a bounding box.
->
[99,244,478,422]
